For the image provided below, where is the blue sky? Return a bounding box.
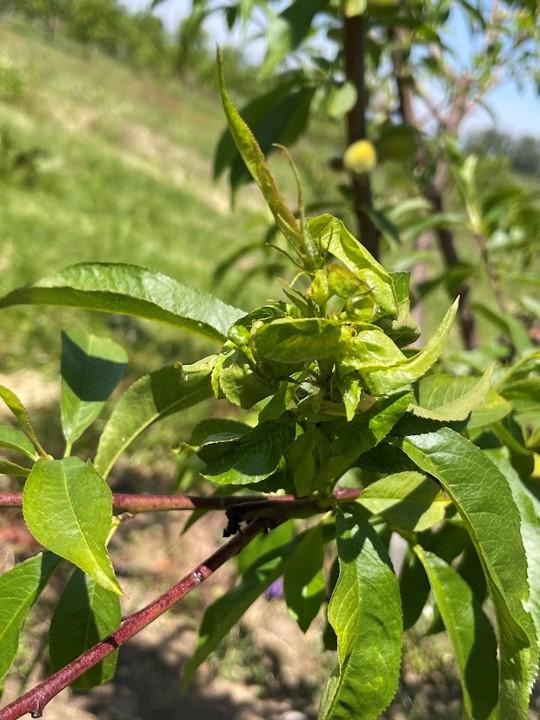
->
[121,0,539,138]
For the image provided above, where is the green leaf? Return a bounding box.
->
[0,385,46,457]
[94,358,215,479]
[49,569,121,689]
[321,508,402,720]
[215,80,316,193]
[399,549,430,630]
[358,472,449,532]
[217,53,316,267]
[260,0,330,75]
[0,425,39,461]
[0,263,243,343]
[489,452,540,690]
[410,367,494,422]
[327,81,357,119]
[199,413,296,485]
[184,528,298,686]
[215,346,275,409]
[61,329,128,448]
[468,389,512,430]
[415,548,498,720]
[310,214,398,317]
[284,524,325,632]
[236,520,295,576]
[0,458,31,476]
[321,391,412,482]
[366,300,458,395]
[399,429,537,717]
[251,317,343,364]
[23,458,122,595]
[0,552,61,678]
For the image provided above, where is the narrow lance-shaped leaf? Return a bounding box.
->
[61,329,128,448]
[0,385,47,457]
[49,569,121,689]
[414,547,498,720]
[23,457,122,595]
[399,429,537,718]
[0,457,31,476]
[0,425,39,461]
[284,523,325,633]
[320,507,402,720]
[94,357,215,479]
[0,263,243,343]
[0,552,61,679]
[217,51,316,266]
[489,451,540,690]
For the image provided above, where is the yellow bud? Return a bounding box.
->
[343,140,377,175]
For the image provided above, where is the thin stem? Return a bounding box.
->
[0,518,267,720]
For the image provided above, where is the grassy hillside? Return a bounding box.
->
[0,18,284,374]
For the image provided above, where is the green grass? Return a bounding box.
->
[0,18,283,375]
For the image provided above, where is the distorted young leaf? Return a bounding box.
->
[283,523,325,632]
[217,346,275,409]
[23,457,122,595]
[94,357,215,479]
[309,214,398,317]
[415,548,498,720]
[217,53,308,261]
[410,366,494,422]
[250,317,343,364]
[0,552,61,678]
[61,329,128,448]
[321,508,402,720]
[0,263,243,343]
[49,569,121,689]
[358,471,449,532]
[365,300,458,395]
[336,374,363,421]
[215,79,316,194]
[0,425,39,461]
[0,385,47,457]
[400,428,537,717]
[199,413,296,485]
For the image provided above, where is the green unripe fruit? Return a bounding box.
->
[343,140,377,175]
[375,123,417,162]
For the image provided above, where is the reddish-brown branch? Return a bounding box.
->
[0,518,267,720]
[0,488,363,514]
